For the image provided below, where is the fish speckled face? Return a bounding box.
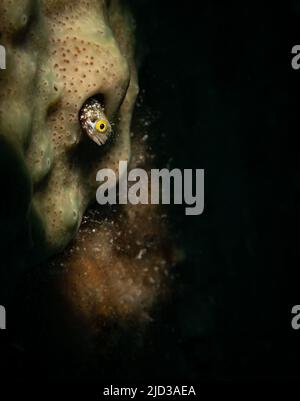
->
[79,97,113,146]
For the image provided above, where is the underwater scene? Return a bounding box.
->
[0,0,298,396]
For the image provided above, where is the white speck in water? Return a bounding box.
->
[136,248,147,259]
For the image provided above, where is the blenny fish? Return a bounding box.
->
[79,97,112,146]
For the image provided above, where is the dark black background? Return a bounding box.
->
[128,0,297,381]
[0,0,298,385]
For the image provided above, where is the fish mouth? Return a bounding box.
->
[92,131,112,146]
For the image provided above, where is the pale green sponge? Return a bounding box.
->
[0,0,138,265]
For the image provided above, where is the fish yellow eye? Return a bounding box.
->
[95,119,108,133]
